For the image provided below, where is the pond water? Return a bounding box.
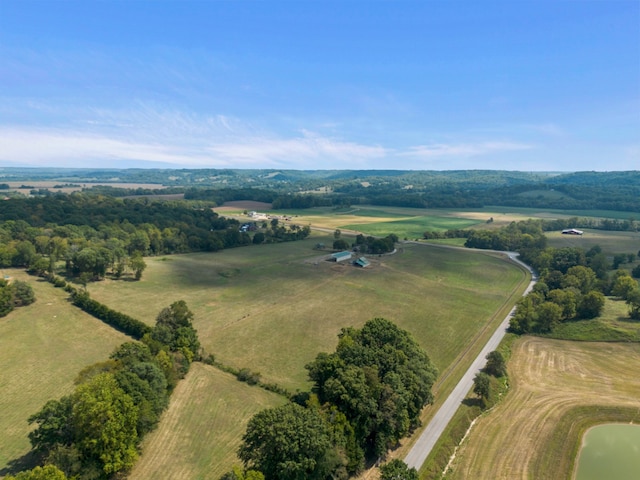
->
[574,424,640,480]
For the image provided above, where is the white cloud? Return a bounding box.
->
[400,141,533,158]
[0,127,388,169]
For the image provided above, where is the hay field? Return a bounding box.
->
[86,238,527,392]
[446,337,640,480]
[546,229,640,255]
[0,270,129,473]
[128,363,285,480]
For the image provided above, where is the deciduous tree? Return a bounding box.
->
[379,459,419,480]
[239,403,339,480]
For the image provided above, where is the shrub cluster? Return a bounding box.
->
[0,279,36,317]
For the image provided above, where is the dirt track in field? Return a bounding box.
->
[447,337,640,480]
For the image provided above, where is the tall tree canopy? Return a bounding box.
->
[238,403,340,480]
[306,318,438,458]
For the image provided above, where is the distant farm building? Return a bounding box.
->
[354,257,370,268]
[332,251,352,262]
[562,229,584,235]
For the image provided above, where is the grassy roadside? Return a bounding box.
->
[417,333,518,480]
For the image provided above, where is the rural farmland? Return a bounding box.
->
[446,337,640,480]
[78,233,528,477]
[0,270,130,471]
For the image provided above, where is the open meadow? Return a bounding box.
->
[445,336,640,480]
[0,270,129,475]
[128,363,285,480]
[87,236,527,392]
[545,229,640,256]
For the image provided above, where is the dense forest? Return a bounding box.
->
[0,193,309,284]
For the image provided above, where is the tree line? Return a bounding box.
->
[458,219,640,331]
[0,193,308,286]
[11,301,201,480]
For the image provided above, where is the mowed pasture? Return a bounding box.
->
[546,229,640,255]
[0,270,129,473]
[128,363,285,480]
[86,236,527,392]
[446,337,640,480]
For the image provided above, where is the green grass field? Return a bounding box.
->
[342,216,478,239]
[541,297,640,342]
[128,363,285,480]
[546,229,640,256]
[0,270,129,473]
[86,237,526,393]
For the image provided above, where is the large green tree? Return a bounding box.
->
[484,350,507,377]
[71,373,139,475]
[306,318,437,459]
[150,300,201,362]
[239,403,341,480]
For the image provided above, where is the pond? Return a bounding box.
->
[574,424,640,480]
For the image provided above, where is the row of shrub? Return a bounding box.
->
[43,273,152,339]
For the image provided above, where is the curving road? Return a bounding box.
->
[404,249,536,470]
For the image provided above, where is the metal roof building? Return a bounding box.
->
[332,251,352,262]
[354,257,370,268]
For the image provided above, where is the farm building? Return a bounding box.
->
[332,251,352,262]
[354,257,370,268]
[562,229,584,235]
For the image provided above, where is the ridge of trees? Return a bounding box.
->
[0,193,309,286]
[3,168,639,213]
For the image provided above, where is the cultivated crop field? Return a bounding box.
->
[0,270,129,473]
[217,203,640,240]
[445,336,640,480]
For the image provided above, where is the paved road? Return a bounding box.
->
[404,250,536,470]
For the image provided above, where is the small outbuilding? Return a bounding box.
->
[562,229,584,235]
[332,251,352,262]
[354,257,370,268]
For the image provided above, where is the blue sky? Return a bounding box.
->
[0,1,638,171]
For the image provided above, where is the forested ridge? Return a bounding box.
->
[3,168,639,212]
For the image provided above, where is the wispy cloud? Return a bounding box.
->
[0,126,388,169]
[399,141,533,158]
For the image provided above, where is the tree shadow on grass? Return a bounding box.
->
[0,450,41,477]
[461,397,485,409]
